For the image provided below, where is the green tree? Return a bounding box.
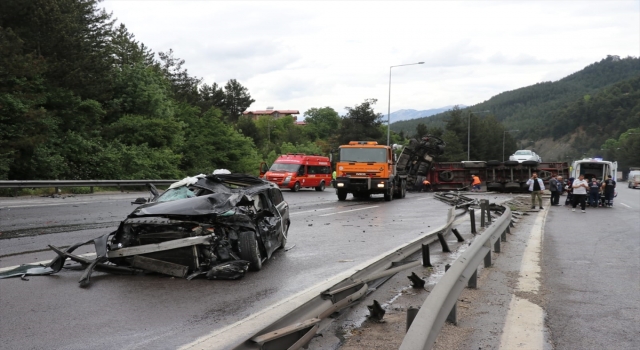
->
[223,79,255,123]
[303,107,340,140]
[337,99,383,145]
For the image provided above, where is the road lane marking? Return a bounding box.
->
[415,197,433,201]
[620,203,632,208]
[0,253,97,273]
[289,208,334,216]
[318,206,379,217]
[500,207,549,349]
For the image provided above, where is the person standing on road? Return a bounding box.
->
[564,177,574,206]
[526,172,545,210]
[332,170,337,188]
[601,175,616,207]
[471,175,481,192]
[549,175,560,206]
[588,177,601,208]
[571,174,588,212]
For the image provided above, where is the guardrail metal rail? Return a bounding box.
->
[0,180,178,194]
[400,203,512,350]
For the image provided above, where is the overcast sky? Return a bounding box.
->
[102,0,640,118]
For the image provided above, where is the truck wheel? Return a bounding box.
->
[337,189,347,201]
[384,184,394,201]
[401,180,407,198]
[291,182,301,192]
[238,231,262,271]
[315,181,325,192]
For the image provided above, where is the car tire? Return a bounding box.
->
[504,160,520,166]
[522,160,539,166]
[238,231,262,271]
[292,182,300,192]
[315,181,325,192]
[337,189,347,201]
[487,160,501,166]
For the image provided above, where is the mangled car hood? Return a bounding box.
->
[132,192,250,217]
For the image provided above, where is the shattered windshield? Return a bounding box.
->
[156,186,196,202]
[269,163,301,172]
[340,148,387,162]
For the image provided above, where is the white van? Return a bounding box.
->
[570,158,617,181]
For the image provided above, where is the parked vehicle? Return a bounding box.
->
[570,158,618,181]
[260,154,331,192]
[509,150,542,163]
[335,141,404,201]
[628,174,640,188]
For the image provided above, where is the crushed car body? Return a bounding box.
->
[0,173,290,287]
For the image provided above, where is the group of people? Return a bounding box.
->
[532,173,616,212]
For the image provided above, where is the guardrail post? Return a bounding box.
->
[55,186,59,194]
[501,229,507,242]
[444,263,457,324]
[480,203,486,228]
[484,250,492,267]
[494,237,501,253]
[487,206,492,225]
[468,269,478,288]
[469,208,476,234]
[406,307,420,332]
[90,186,94,194]
[421,244,432,267]
[437,233,451,253]
[452,228,464,242]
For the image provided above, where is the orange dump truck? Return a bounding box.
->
[334,141,407,201]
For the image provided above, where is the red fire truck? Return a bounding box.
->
[260,154,332,192]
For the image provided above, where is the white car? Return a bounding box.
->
[509,150,542,163]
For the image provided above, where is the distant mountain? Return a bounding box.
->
[389,106,465,122]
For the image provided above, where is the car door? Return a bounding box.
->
[269,187,289,242]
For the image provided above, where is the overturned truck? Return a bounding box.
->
[0,174,291,287]
[396,136,446,191]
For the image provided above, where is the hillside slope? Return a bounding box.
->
[392,56,640,158]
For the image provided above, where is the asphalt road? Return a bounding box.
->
[542,185,640,349]
[0,189,451,350]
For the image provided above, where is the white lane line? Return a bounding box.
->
[0,253,97,273]
[318,205,379,217]
[289,208,334,216]
[620,203,632,208]
[499,208,548,349]
[415,197,432,201]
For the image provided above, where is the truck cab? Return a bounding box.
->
[335,141,406,201]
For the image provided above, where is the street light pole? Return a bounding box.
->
[466,110,490,161]
[503,129,519,161]
[387,62,424,146]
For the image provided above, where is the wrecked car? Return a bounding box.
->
[1,173,290,286]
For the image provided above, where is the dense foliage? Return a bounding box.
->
[3,1,635,182]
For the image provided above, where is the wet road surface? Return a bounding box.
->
[0,189,450,349]
[541,186,639,349]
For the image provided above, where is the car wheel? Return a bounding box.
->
[315,181,325,192]
[292,182,301,192]
[337,189,347,201]
[238,231,262,271]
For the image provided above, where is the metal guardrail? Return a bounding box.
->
[0,180,178,189]
[184,206,461,350]
[400,204,512,350]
